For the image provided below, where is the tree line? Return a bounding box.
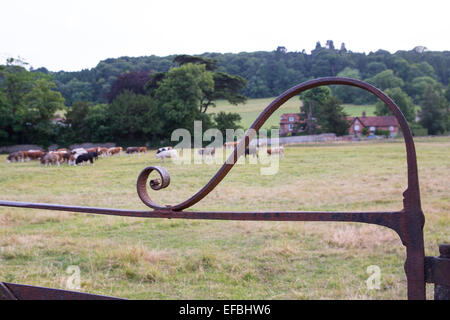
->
[0,56,245,147]
[1,42,449,147]
[46,41,450,135]
[43,42,450,105]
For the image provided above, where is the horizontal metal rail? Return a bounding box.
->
[0,77,427,299]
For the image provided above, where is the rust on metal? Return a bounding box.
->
[0,282,122,300]
[0,282,18,300]
[0,77,430,299]
[425,244,450,300]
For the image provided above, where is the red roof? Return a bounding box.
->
[280,113,304,125]
[348,115,399,127]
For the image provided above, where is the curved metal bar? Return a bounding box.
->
[133,77,425,299]
[136,166,171,210]
[0,77,426,299]
[144,77,421,213]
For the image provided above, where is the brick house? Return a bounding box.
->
[279,113,306,136]
[348,112,400,137]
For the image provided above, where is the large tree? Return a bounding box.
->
[366,69,404,91]
[22,78,65,144]
[334,67,372,104]
[154,63,214,134]
[109,90,162,143]
[299,87,348,135]
[375,87,416,122]
[316,96,349,136]
[173,55,247,113]
[106,70,151,103]
[65,101,92,142]
[0,65,65,145]
[299,86,332,134]
[419,85,447,135]
[84,104,113,143]
[213,111,242,138]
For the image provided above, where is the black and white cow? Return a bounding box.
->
[75,152,97,166]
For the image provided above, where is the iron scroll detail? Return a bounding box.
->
[135,77,422,214]
[137,166,171,210]
[0,77,427,300]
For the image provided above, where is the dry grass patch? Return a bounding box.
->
[104,243,173,267]
[324,224,400,249]
[0,138,448,299]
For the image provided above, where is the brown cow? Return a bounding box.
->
[107,147,122,156]
[86,147,97,153]
[49,151,65,163]
[97,147,109,157]
[60,151,71,163]
[138,147,147,153]
[40,153,60,166]
[23,150,44,160]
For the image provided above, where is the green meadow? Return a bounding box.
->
[211,97,376,130]
[0,137,448,299]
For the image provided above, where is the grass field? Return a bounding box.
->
[211,98,376,130]
[0,137,448,299]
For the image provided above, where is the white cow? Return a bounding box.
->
[156,146,172,154]
[156,149,178,162]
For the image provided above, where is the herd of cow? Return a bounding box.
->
[5,146,142,166]
[5,143,285,166]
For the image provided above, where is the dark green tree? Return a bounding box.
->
[84,104,113,142]
[109,90,162,143]
[213,111,242,138]
[299,87,332,134]
[366,69,404,90]
[316,96,349,136]
[334,67,371,104]
[0,65,65,145]
[299,87,349,135]
[65,101,92,141]
[407,76,441,103]
[173,55,217,71]
[419,85,447,135]
[375,87,416,122]
[22,78,65,145]
[154,63,214,134]
[172,55,247,113]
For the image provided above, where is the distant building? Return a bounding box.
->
[279,113,305,136]
[347,112,399,137]
[413,46,428,54]
[280,111,400,137]
[51,113,66,125]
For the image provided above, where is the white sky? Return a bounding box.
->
[1,0,449,72]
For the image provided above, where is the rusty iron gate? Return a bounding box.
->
[0,77,448,300]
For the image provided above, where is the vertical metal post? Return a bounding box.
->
[425,244,450,300]
[434,245,450,300]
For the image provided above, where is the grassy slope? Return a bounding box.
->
[0,137,448,299]
[210,98,376,130]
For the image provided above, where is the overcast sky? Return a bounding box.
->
[1,0,449,72]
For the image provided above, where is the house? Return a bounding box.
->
[51,113,66,126]
[348,112,399,137]
[279,113,305,136]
